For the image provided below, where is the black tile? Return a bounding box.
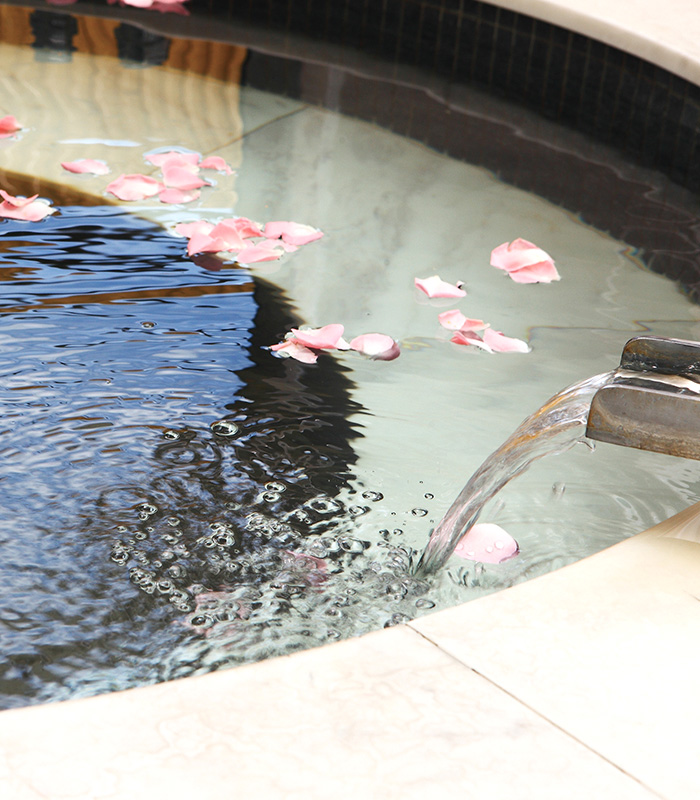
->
[435,11,461,73]
[475,2,498,23]
[395,2,423,63]
[495,7,516,29]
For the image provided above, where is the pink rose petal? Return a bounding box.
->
[270,339,318,364]
[437,310,488,332]
[290,324,346,350]
[450,330,493,352]
[482,328,530,353]
[264,220,324,246]
[158,188,200,204]
[0,115,22,138]
[61,158,110,176]
[106,174,164,201]
[228,216,263,239]
[415,275,467,298]
[174,220,213,239]
[235,241,285,264]
[349,333,401,361]
[454,523,519,564]
[199,156,233,174]
[161,164,208,191]
[208,220,247,251]
[0,191,55,221]
[490,238,560,283]
[186,232,231,257]
[145,151,200,168]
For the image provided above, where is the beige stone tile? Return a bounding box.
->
[0,624,655,800]
[494,0,700,84]
[412,503,700,800]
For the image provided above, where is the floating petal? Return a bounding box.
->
[264,220,324,246]
[270,339,318,364]
[415,275,466,298]
[208,220,247,250]
[0,191,55,221]
[450,330,493,352]
[61,158,110,175]
[145,150,200,168]
[0,115,22,138]
[454,523,519,564]
[349,333,401,360]
[161,163,208,191]
[235,241,285,264]
[106,173,164,201]
[290,324,346,350]
[437,310,488,332]
[490,238,560,283]
[174,220,213,239]
[158,188,200,204]
[482,328,530,353]
[199,156,233,174]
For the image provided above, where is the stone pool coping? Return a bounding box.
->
[1,1,700,797]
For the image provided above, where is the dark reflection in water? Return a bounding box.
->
[0,206,370,708]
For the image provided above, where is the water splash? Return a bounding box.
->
[415,371,615,575]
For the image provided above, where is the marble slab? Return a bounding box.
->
[0,623,658,800]
[411,502,700,800]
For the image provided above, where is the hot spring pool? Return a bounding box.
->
[2,5,700,709]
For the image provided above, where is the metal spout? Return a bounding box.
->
[585,336,700,459]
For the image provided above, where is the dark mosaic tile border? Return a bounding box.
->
[197,0,700,194]
[8,0,700,297]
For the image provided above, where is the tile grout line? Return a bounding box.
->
[405,621,669,800]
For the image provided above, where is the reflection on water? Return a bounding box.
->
[0,206,376,708]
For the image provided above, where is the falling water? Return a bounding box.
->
[415,370,616,575]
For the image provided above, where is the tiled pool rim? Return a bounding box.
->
[2,1,700,798]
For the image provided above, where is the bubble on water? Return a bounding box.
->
[157,579,174,595]
[265,481,286,493]
[166,517,181,527]
[424,492,434,500]
[415,598,435,609]
[306,496,342,515]
[189,614,213,629]
[212,530,236,548]
[133,530,148,541]
[348,505,369,517]
[337,536,366,554]
[361,490,383,502]
[163,430,180,440]
[210,419,239,437]
[141,321,156,329]
[411,508,428,517]
[393,529,404,536]
[136,503,158,517]
[116,525,127,533]
[552,482,566,497]
[261,491,281,503]
[384,613,411,628]
[287,508,312,525]
[110,544,130,565]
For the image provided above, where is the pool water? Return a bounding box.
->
[2,8,700,708]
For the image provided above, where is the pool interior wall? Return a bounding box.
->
[1,1,700,797]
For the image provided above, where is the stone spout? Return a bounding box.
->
[585,335,700,459]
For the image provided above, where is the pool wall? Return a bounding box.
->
[0,1,700,797]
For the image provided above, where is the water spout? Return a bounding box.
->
[416,335,700,576]
[415,371,613,575]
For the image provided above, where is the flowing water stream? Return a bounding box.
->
[416,371,615,574]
